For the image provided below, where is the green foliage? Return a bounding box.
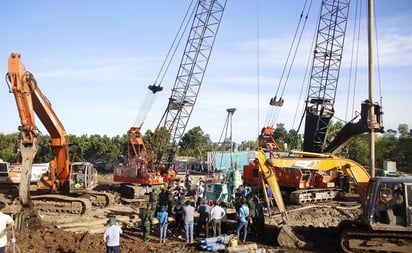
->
[238,140,258,151]
[398,124,409,138]
[178,126,212,158]
[0,123,410,173]
[0,133,20,162]
[144,127,170,158]
[395,138,412,173]
[346,135,370,165]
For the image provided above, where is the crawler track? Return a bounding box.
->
[340,227,412,253]
[31,194,92,215]
[83,191,115,208]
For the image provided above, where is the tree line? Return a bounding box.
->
[0,123,411,173]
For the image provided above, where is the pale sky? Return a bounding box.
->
[1,0,411,144]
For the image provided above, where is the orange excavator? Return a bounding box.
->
[6,53,113,214]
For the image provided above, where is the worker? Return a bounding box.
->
[166,185,174,215]
[157,205,168,243]
[376,188,405,223]
[246,195,256,235]
[103,216,122,253]
[265,184,274,208]
[236,199,249,243]
[387,188,404,215]
[182,200,195,243]
[149,187,160,218]
[196,199,211,239]
[158,184,168,213]
[210,201,226,237]
[141,203,153,242]
[185,174,192,193]
[0,202,14,253]
[195,182,205,211]
[241,185,251,199]
[171,199,185,239]
[220,202,228,234]
[253,196,265,238]
[178,180,186,191]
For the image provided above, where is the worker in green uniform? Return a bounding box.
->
[149,187,160,218]
[246,195,256,235]
[166,185,175,215]
[253,196,265,238]
[141,202,153,242]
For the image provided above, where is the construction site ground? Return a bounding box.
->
[8,174,362,253]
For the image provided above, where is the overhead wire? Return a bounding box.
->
[373,3,384,126]
[291,0,324,149]
[291,0,317,132]
[265,0,313,128]
[346,0,362,122]
[154,0,196,86]
[132,0,196,127]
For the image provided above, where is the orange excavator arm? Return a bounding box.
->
[7,53,38,143]
[7,53,70,204]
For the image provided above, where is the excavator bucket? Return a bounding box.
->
[256,149,313,250]
[277,225,314,249]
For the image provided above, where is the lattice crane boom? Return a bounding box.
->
[303,0,350,153]
[161,0,227,163]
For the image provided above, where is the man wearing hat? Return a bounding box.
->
[103,216,122,253]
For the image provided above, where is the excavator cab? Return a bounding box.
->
[340,177,412,252]
[365,177,412,229]
[69,162,96,193]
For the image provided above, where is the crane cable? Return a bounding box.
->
[346,0,362,122]
[154,0,196,86]
[292,0,324,136]
[132,0,196,127]
[346,0,383,123]
[264,0,314,128]
[294,0,384,141]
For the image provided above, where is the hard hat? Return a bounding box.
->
[106,217,116,226]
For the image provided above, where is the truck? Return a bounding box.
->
[0,159,10,183]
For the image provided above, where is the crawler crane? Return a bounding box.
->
[245,0,383,203]
[114,0,227,194]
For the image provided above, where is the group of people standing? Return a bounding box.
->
[137,174,200,244]
[196,199,227,239]
[138,175,232,244]
[235,189,266,243]
[102,178,267,252]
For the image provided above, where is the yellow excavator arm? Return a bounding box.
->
[271,150,371,201]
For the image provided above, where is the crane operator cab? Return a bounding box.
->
[367,177,412,228]
[69,162,96,192]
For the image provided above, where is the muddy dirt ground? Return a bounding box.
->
[6,175,362,253]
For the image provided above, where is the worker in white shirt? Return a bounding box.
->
[210,201,226,237]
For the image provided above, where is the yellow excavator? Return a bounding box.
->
[255,147,412,252]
